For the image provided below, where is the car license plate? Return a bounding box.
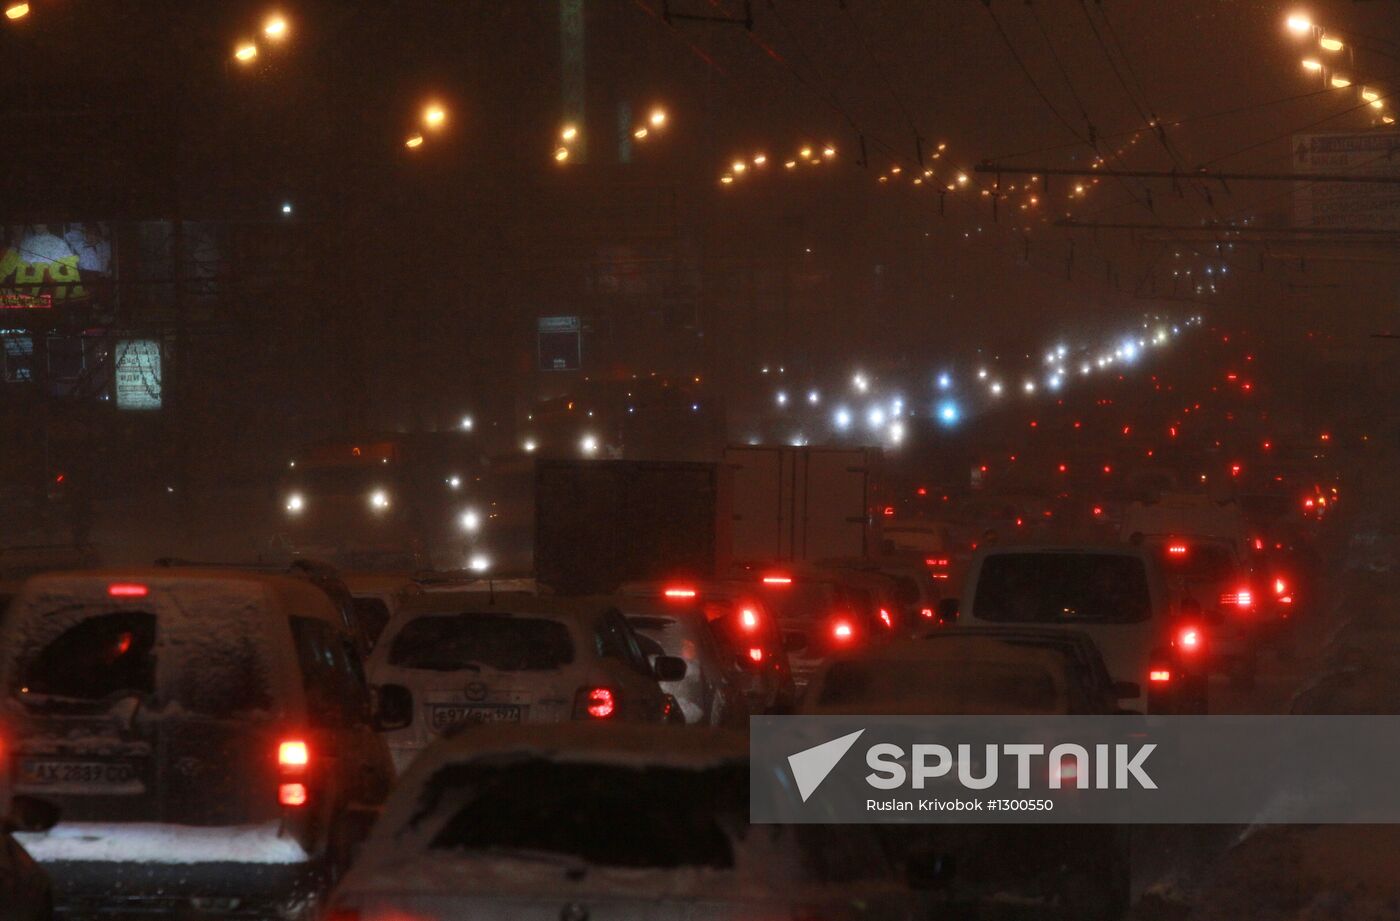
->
[430,704,522,729]
[17,758,142,793]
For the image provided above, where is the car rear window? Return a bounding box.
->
[818,659,1063,713]
[1153,542,1237,580]
[422,761,746,869]
[15,610,156,706]
[972,553,1152,624]
[12,604,276,718]
[389,614,574,671]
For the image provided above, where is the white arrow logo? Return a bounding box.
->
[787,729,865,802]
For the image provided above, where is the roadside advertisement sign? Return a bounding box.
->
[114,339,162,410]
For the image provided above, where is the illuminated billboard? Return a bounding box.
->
[114,339,162,410]
[0,223,113,310]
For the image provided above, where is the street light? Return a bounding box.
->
[234,42,259,63]
[1286,13,1312,35]
[4,3,28,20]
[1330,75,1351,88]
[1301,58,1322,72]
[423,104,447,130]
[1319,35,1343,52]
[561,124,578,142]
[263,14,289,40]
[405,134,424,149]
[554,147,570,162]
[649,107,667,128]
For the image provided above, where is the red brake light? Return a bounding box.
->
[1177,626,1202,651]
[1092,506,1103,517]
[579,687,616,719]
[1273,578,1287,596]
[762,575,792,585]
[108,583,148,598]
[663,587,696,599]
[739,607,760,631]
[747,647,764,663]
[1167,544,1188,556]
[831,620,854,641]
[882,506,895,517]
[278,740,309,771]
[1219,589,1253,608]
[924,557,949,568]
[278,783,308,807]
[1149,669,1172,683]
[878,608,893,629]
[920,607,934,619]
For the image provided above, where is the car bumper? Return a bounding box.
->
[18,822,317,917]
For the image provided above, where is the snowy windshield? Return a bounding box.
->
[389,614,575,671]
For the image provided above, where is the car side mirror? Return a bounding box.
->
[783,631,809,653]
[936,598,959,625]
[653,655,687,683]
[5,795,60,834]
[373,683,414,732]
[1112,680,1141,700]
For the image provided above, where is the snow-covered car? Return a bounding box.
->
[324,723,923,921]
[611,595,751,727]
[1138,534,1260,687]
[0,568,396,919]
[800,637,1132,918]
[617,580,796,715]
[366,593,686,773]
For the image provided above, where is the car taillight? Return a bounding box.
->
[278,740,309,769]
[1149,668,1172,683]
[1176,626,1203,652]
[878,608,893,629]
[279,783,308,807]
[1167,543,1188,556]
[831,619,854,642]
[277,738,310,808]
[748,646,764,664]
[739,607,760,631]
[920,607,934,619]
[663,586,696,599]
[1220,589,1252,608]
[762,574,793,585]
[574,687,617,719]
[108,583,148,597]
[924,557,949,569]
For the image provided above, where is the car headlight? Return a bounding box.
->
[285,493,305,514]
[460,509,481,533]
[369,489,391,511]
[468,553,490,573]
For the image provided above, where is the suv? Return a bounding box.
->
[0,568,395,919]
[949,545,1207,713]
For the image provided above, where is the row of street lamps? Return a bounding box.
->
[1286,12,1396,127]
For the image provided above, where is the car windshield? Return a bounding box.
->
[972,554,1152,624]
[389,614,575,671]
[422,761,746,869]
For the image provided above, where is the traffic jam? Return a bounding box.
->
[2,1,1398,919]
